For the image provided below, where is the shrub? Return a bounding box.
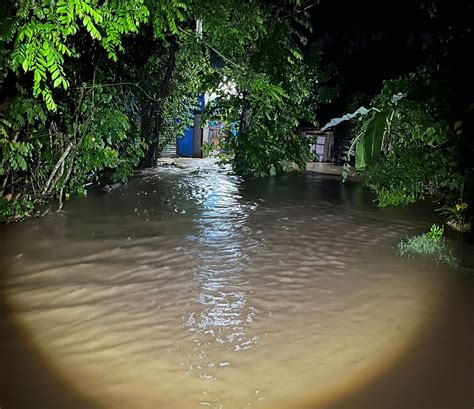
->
[327,65,466,208]
[364,147,459,207]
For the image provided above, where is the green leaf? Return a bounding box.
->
[101,94,112,103]
[363,111,388,164]
[51,68,60,80]
[355,139,366,170]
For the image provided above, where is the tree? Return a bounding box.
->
[196,0,335,175]
[0,0,194,220]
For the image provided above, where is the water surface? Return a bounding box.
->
[1,159,473,409]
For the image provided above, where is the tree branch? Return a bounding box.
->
[78,82,162,102]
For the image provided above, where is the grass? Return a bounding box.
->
[375,187,418,207]
[398,224,458,268]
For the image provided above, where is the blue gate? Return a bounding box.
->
[176,94,206,158]
[176,124,194,157]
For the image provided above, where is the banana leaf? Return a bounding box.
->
[363,110,388,163]
[355,138,366,170]
[321,106,390,172]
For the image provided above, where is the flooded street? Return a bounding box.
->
[1,159,473,409]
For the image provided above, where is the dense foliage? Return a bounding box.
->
[362,68,464,206]
[324,64,470,215]
[315,0,472,229]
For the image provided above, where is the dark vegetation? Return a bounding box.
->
[313,1,473,215]
[0,0,473,224]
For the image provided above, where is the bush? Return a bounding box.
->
[365,147,460,207]
[351,65,466,207]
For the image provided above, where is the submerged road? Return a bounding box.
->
[1,159,473,409]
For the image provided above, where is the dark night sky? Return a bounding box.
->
[308,0,474,121]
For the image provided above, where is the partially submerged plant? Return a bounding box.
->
[437,201,471,232]
[373,187,418,207]
[398,224,458,268]
[426,223,444,241]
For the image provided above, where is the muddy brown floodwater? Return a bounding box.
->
[1,159,473,409]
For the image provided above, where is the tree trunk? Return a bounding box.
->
[234,93,251,173]
[141,41,177,168]
[139,100,154,167]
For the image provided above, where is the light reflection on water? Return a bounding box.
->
[183,174,260,406]
[0,159,473,409]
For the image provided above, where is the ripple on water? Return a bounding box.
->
[1,159,468,409]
